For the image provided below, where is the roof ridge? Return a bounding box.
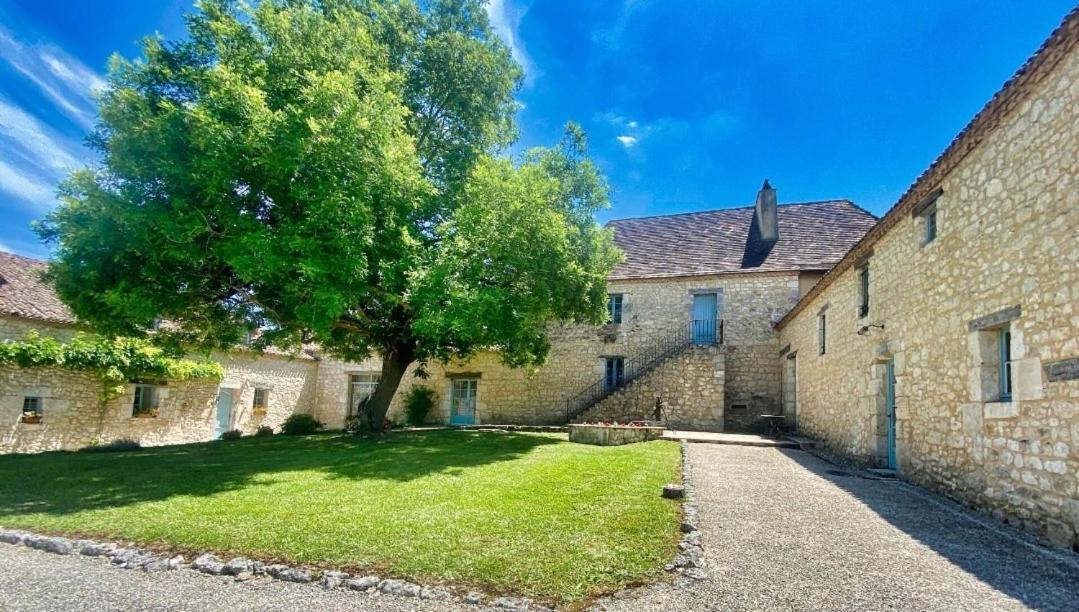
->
[607,198,858,224]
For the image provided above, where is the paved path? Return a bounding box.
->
[596,444,1079,611]
[2,444,1077,611]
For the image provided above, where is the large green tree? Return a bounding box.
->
[38,0,620,432]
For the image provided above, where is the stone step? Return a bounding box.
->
[662,430,800,448]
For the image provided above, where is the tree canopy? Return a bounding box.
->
[38,0,620,430]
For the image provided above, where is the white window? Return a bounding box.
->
[349,374,380,416]
[132,384,160,417]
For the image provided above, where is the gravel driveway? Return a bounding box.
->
[0,543,495,612]
[596,444,1079,611]
[2,444,1077,611]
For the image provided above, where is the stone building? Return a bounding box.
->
[2,8,1075,554]
[775,10,1079,548]
[1,189,875,452]
[0,252,320,453]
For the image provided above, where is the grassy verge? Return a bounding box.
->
[0,430,681,602]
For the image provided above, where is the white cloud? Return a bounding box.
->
[616,135,638,148]
[0,24,102,129]
[0,158,55,208]
[0,97,82,171]
[627,120,638,129]
[486,0,538,87]
[40,49,107,99]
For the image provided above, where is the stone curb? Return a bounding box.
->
[0,528,548,611]
[664,440,708,582]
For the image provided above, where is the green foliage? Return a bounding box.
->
[280,413,323,435]
[403,386,435,426]
[0,332,223,398]
[36,0,621,427]
[220,429,243,441]
[79,438,141,453]
[254,425,274,438]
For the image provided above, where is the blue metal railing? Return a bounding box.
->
[564,318,723,422]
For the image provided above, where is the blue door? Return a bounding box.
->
[214,388,233,439]
[450,379,477,425]
[692,293,718,343]
[885,361,897,469]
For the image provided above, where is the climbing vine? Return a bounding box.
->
[0,332,224,398]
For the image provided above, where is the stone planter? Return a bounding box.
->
[568,423,664,446]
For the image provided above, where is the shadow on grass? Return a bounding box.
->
[777,448,1079,611]
[0,430,562,517]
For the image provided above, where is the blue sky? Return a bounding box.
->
[0,1,1073,258]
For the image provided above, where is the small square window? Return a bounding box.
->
[132,384,160,417]
[607,294,624,324]
[253,388,269,411]
[22,397,42,423]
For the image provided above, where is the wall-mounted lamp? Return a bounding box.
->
[856,323,885,336]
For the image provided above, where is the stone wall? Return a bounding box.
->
[314,272,798,430]
[0,317,319,453]
[777,41,1079,547]
[0,366,217,453]
[0,315,78,343]
[575,345,725,430]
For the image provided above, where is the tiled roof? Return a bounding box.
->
[608,200,878,280]
[0,251,76,325]
[776,5,1079,328]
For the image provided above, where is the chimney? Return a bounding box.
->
[754,179,778,242]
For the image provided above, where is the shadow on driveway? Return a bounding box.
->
[777,448,1079,611]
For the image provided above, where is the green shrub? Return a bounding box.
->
[80,438,141,453]
[404,386,436,426]
[254,425,274,438]
[281,413,323,435]
[220,429,243,441]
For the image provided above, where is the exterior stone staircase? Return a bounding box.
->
[564,320,724,428]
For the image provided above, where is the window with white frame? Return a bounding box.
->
[349,373,380,416]
[132,384,160,416]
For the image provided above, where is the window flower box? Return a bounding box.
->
[20,413,42,424]
[133,409,160,419]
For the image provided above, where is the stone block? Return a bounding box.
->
[984,402,1018,420]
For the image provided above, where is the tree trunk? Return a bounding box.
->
[362,343,414,435]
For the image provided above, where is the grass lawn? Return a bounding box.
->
[0,430,681,602]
